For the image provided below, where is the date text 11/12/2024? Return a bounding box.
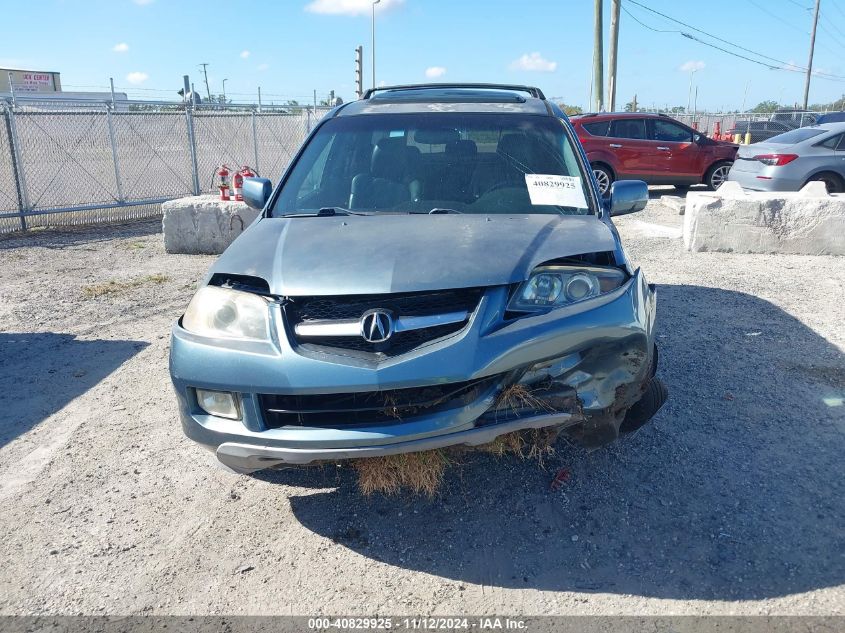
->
[307,617,528,630]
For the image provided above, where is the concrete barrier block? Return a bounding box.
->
[683,184,845,256]
[162,195,261,255]
[659,195,686,215]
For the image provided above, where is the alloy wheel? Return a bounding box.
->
[710,164,731,189]
[593,167,611,196]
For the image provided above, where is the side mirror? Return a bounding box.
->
[242,177,273,210]
[608,180,648,216]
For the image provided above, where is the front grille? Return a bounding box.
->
[260,375,500,428]
[285,287,483,358]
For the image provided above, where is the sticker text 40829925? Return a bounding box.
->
[524,174,588,208]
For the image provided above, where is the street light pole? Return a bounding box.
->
[687,69,697,114]
[372,0,381,90]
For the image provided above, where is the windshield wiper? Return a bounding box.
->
[426,208,463,214]
[279,207,372,217]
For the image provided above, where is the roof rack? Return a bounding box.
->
[361,83,546,101]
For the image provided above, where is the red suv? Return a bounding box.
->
[570,112,738,195]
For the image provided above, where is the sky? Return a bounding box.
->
[3,0,845,111]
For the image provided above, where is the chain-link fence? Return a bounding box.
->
[0,99,331,234]
[646,111,825,138]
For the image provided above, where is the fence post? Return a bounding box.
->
[251,110,260,176]
[4,103,29,231]
[106,105,125,203]
[185,103,201,195]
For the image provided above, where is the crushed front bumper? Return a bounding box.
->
[169,269,657,473]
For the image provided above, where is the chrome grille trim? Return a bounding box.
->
[294,310,469,338]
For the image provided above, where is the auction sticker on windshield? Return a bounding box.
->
[525,174,587,208]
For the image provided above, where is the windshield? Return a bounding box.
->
[271,113,593,217]
[765,128,826,144]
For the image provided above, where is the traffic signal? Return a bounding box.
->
[355,46,363,99]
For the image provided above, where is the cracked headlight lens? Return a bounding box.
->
[508,266,627,313]
[182,286,271,340]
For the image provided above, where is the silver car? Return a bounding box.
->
[169,83,667,474]
[727,122,845,193]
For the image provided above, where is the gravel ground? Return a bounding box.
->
[0,196,843,616]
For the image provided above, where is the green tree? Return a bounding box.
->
[557,103,583,116]
[751,100,780,113]
[624,101,637,112]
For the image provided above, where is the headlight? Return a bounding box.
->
[182,286,271,340]
[508,266,627,313]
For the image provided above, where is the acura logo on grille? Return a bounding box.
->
[360,309,394,343]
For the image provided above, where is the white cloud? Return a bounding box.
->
[425,66,446,79]
[112,42,129,53]
[240,50,251,59]
[509,52,557,72]
[304,0,404,16]
[257,63,270,71]
[126,71,149,84]
[679,60,706,72]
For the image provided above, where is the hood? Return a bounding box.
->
[211,214,619,296]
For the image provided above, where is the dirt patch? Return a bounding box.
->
[82,273,170,298]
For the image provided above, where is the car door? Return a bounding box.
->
[836,134,845,173]
[649,118,699,180]
[832,133,845,178]
[606,117,661,180]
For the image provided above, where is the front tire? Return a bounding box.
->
[705,161,732,190]
[591,163,614,197]
[807,172,845,194]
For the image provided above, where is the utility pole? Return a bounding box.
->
[355,45,364,98]
[199,63,211,101]
[607,0,620,111]
[803,0,821,109]
[593,0,604,112]
[222,78,228,102]
[372,0,381,90]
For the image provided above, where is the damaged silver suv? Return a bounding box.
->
[169,84,667,473]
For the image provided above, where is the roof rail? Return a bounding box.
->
[361,83,546,101]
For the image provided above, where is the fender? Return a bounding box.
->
[585,150,621,177]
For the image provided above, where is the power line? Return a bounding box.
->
[620,5,679,33]
[624,0,845,81]
[828,0,845,18]
[747,0,809,34]
[819,11,845,44]
[626,0,798,67]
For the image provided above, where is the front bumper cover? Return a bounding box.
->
[170,269,657,472]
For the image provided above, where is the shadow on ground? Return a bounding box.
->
[0,218,160,250]
[253,285,845,601]
[0,332,148,447]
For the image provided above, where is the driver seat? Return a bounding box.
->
[349,137,422,209]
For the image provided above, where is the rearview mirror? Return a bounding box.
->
[608,180,648,216]
[242,177,273,210]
